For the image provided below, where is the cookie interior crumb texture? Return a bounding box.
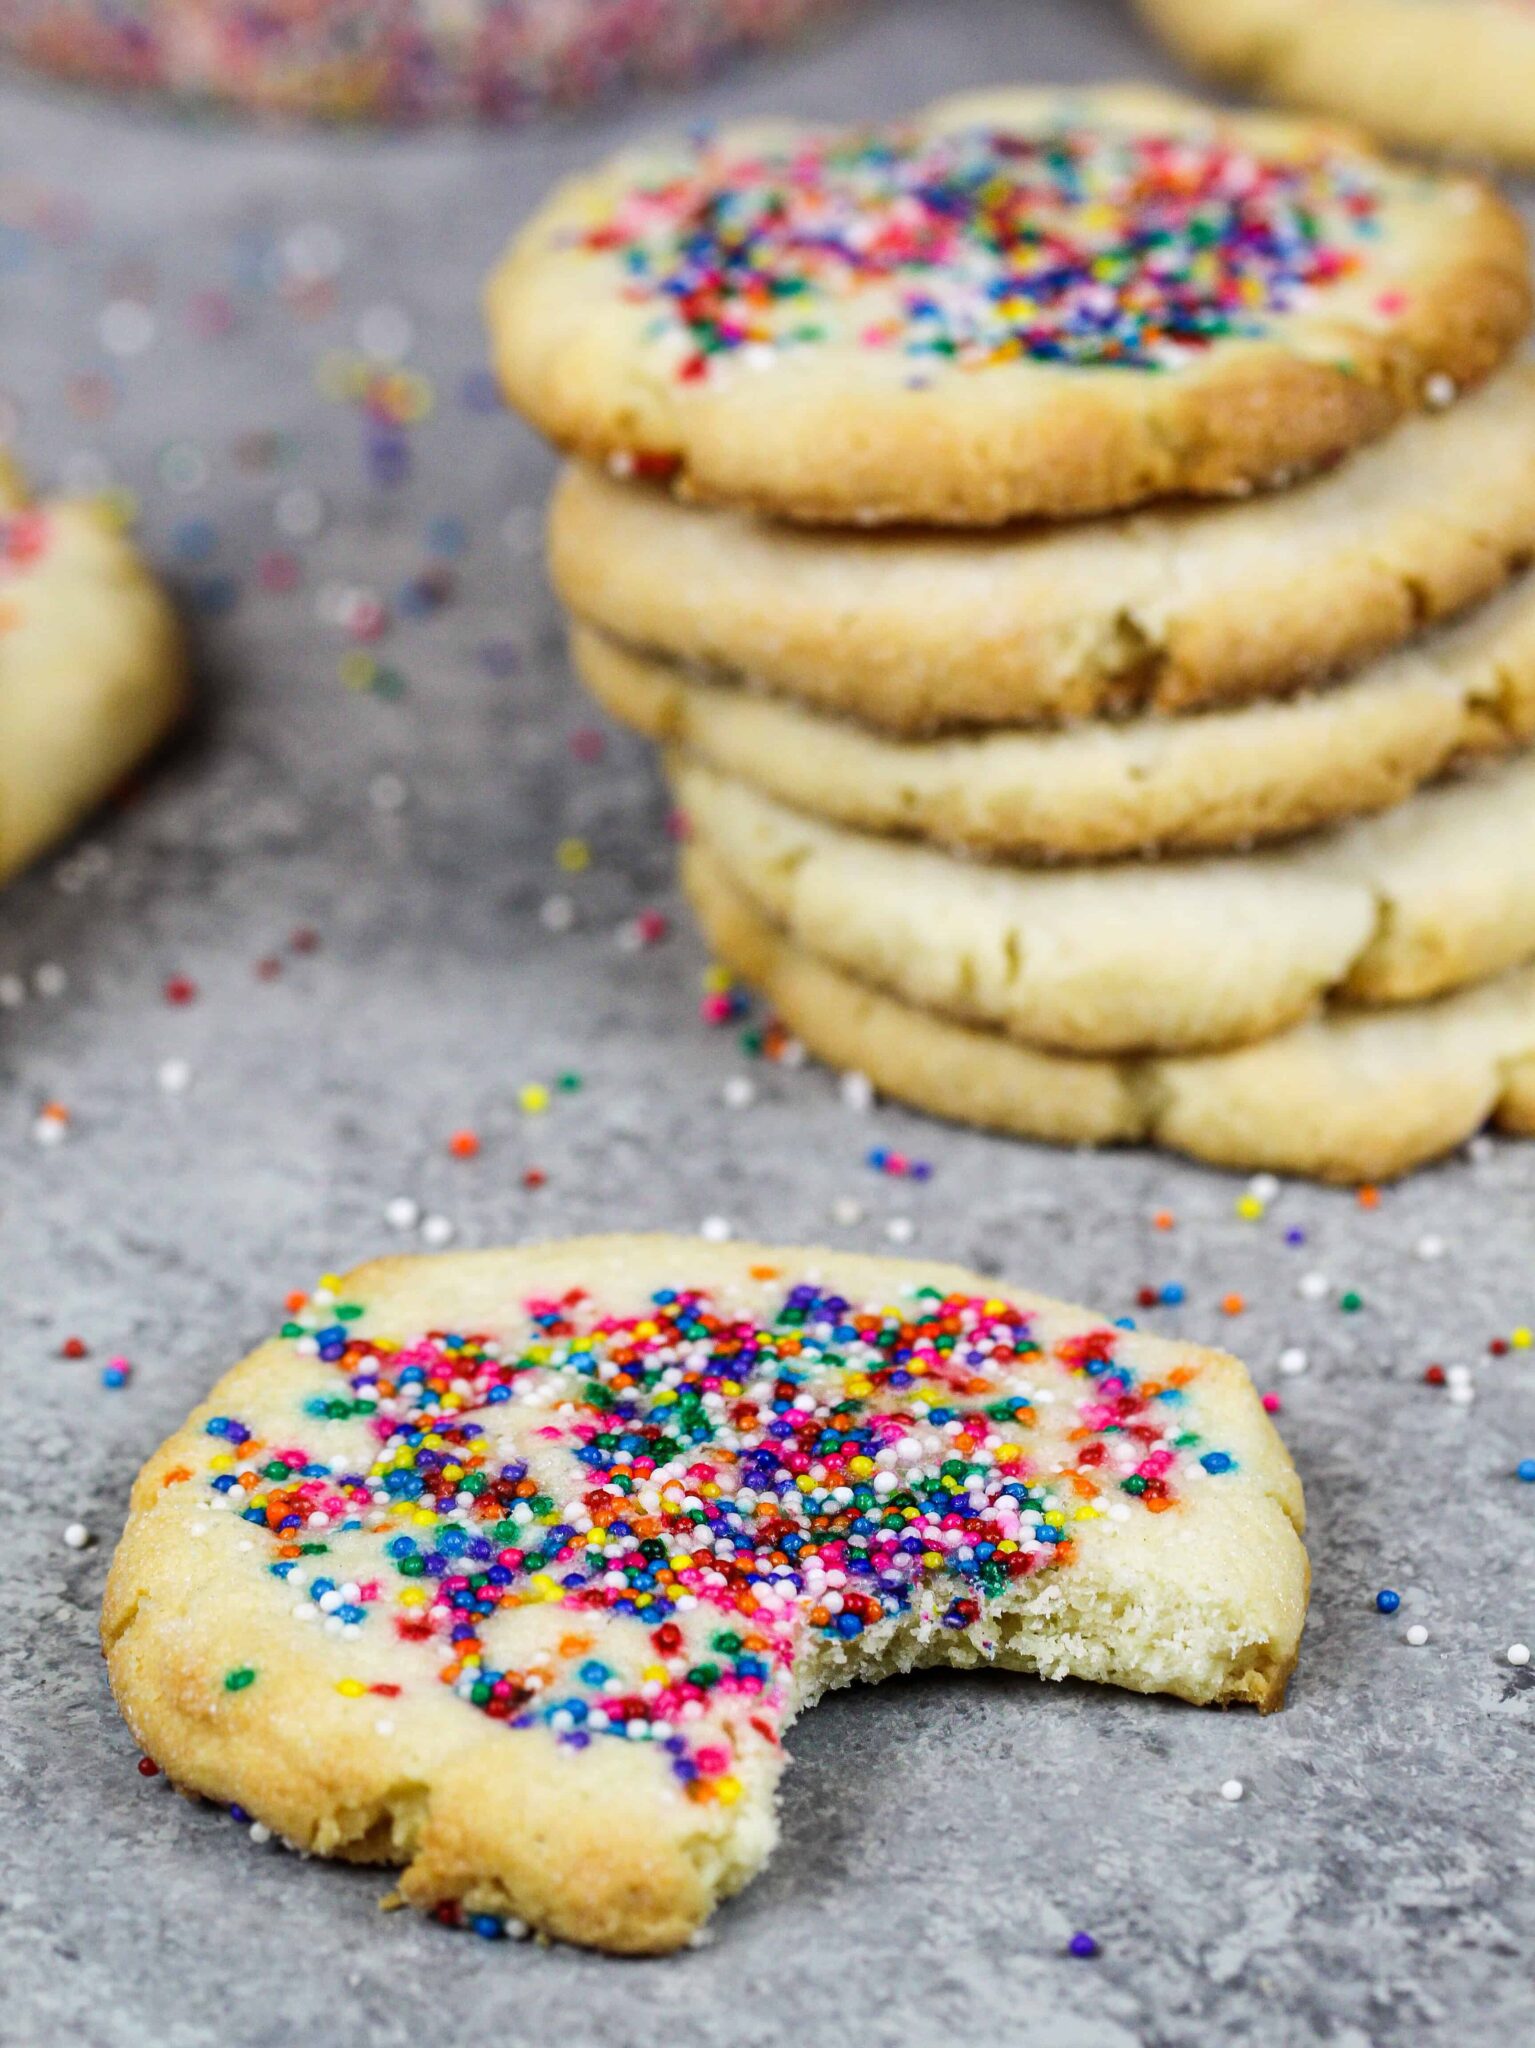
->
[103,1238,1308,1953]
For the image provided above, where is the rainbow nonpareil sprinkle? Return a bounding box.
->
[185,1277,1236,1804]
[579,120,1384,380]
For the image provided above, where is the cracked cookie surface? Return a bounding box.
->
[674,750,1535,1055]
[687,849,1535,1182]
[575,566,1535,860]
[553,366,1535,729]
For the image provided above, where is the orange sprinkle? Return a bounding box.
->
[1221,1293,1246,1316]
[1153,1210,1176,1231]
[1356,1185,1381,1210]
[160,1465,191,1486]
[285,1290,308,1313]
[448,1129,480,1160]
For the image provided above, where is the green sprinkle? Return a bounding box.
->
[224,1666,257,1692]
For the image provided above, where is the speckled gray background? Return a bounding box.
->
[2,3,1534,2043]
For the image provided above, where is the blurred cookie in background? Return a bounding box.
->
[0,454,187,889]
[1137,0,1535,169]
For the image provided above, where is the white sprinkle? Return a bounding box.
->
[356,303,413,362]
[374,1717,396,1736]
[885,1216,915,1245]
[1467,1135,1496,1166]
[722,1076,756,1110]
[832,1196,864,1227]
[283,221,345,279]
[1508,1644,1530,1667]
[249,1822,272,1844]
[157,1057,192,1095]
[1246,1174,1280,1203]
[99,299,156,356]
[63,1522,90,1550]
[839,1070,875,1113]
[700,1215,732,1243]
[34,962,67,998]
[274,485,324,538]
[1405,1624,1429,1647]
[369,773,408,813]
[420,1214,455,1249]
[32,1111,67,1147]
[1415,1234,1446,1261]
[1424,373,1457,409]
[385,1196,420,1232]
[1298,1271,1329,1301]
[1219,1779,1245,1803]
[540,894,575,934]
[1278,1347,1308,1377]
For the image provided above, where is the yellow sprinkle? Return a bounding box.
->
[848,1457,875,1478]
[335,1678,366,1698]
[519,1083,550,1115]
[556,837,589,873]
[703,965,734,995]
[1235,1195,1265,1221]
[100,486,139,530]
[339,651,377,691]
[1513,1327,1532,1350]
[715,1775,743,1805]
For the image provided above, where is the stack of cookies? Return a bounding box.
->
[487,85,1535,1182]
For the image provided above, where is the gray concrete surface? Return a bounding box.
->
[2,3,1534,2043]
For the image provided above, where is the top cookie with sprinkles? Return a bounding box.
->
[103,1236,1306,1955]
[486,85,1531,524]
